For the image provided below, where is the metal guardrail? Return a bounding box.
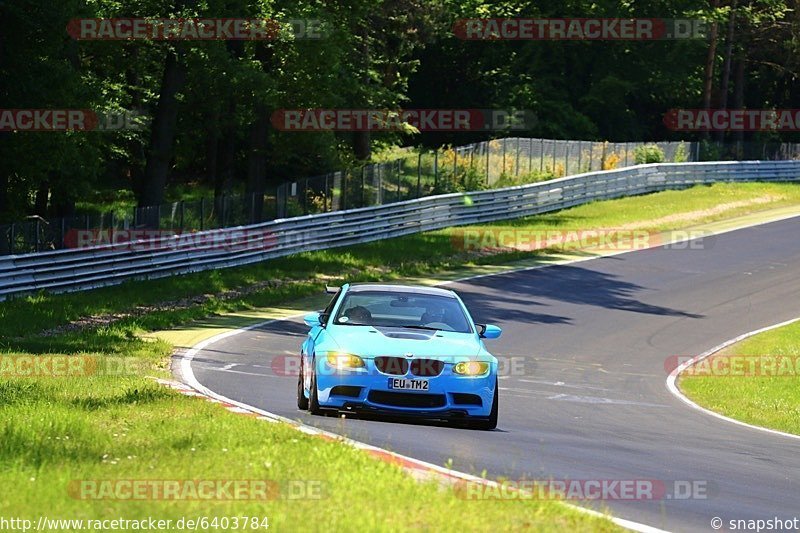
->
[1,160,799,300]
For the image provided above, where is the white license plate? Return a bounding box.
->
[388,378,429,391]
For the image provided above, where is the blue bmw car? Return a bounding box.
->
[297,283,502,430]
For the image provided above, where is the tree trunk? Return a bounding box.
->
[34,180,49,216]
[353,131,371,160]
[716,2,737,142]
[246,109,268,222]
[140,47,186,210]
[733,55,746,154]
[701,0,720,142]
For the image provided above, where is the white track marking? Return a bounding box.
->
[665,316,800,441]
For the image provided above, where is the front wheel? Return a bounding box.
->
[308,359,322,415]
[296,356,309,410]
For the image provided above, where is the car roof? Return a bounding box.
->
[345,283,457,298]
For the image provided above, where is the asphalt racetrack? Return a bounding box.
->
[187,216,800,532]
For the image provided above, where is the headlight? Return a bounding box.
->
[325,353,365,369]
[453,361,490,376]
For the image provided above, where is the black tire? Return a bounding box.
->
[470,379,498,430]
[308,360,322,415]
[296,357,309,410]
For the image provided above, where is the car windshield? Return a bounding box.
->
[333,290,472,333]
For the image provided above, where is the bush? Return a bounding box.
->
[633,144,665,164]
[672,142,688,163]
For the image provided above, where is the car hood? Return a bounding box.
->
[325,325,487,359]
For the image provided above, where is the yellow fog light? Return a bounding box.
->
[326,353,365,369]
[453,361,489,376]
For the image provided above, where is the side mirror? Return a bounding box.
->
[479,324,502,339]
[304,312,322,328]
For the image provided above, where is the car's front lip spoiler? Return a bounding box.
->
[334,402,485,421]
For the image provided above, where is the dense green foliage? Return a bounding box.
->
[1,0,798,222]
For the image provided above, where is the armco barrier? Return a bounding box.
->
[1,160,798,300]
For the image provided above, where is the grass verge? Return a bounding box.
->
[2,181,800,530]
[679,320,800,435]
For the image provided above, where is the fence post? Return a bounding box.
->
[361,167,366,207]
[624,142,629,167]
[35,218,40,252]
[434,150,439,190]
[324,174,330,212]
[540,138,545,173]
[341,171,347,211]
[565,143,570,176]
[485,142,490,184]
[502,138,507,175]
[528,138,533,172]
[9,223,15,254]
[396,161,402,201]
[516,137,521,176]
[417,152,422,198]
[453,149,458,190]
[200,198,205,230]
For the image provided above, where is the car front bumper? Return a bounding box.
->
[314,357,496,418]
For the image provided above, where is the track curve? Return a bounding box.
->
[187,216,800,532]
